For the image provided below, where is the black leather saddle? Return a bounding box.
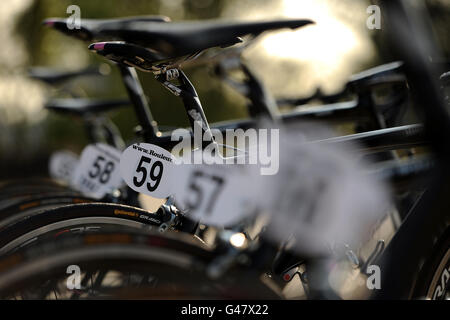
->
[29,67,103,85]
[44,15,313,63]
[86,19,314,70]
[347,61,405,89]
[45,98,131,115]
[43,16,171,41]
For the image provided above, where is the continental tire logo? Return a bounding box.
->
[114,209,138,218]
[19,201,40,210]
[0,254,22,273]
[72,198,91,204]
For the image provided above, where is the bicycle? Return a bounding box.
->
[0,18,319,258]
[0,3,446,300]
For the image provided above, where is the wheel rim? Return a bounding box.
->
[426,248,450,300]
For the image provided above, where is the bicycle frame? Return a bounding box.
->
[115,58,428,156]
[368,0,450,299]
[11,10,447,300]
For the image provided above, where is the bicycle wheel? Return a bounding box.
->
[0,228,279,299]
[0,192,89,211]
[412,228,449,300]
[0,178,66,190]
[0,202,173,256]
[0,178,74,204]
[0,193,95,229]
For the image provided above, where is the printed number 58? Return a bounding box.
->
[89,156,115,184]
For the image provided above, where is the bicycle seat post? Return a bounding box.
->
[118,65,160,143]
[240,63,281,122]
[215,57,280,123]
[82,114,125,149]
[156,69,217,151]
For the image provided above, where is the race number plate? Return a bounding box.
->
[120,143,179,199]
[71,143,124,199]
[172,160,264,226]
[120,144,265,226]
[48,150,78,183]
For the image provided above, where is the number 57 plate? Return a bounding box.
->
[120,143,265,226]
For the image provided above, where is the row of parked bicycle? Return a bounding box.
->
[0,1,448,299]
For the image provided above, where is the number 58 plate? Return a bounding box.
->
[71,143,124,199]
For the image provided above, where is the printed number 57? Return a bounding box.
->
[133,156,164,192]
[185,171,225,215]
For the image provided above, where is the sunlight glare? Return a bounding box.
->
[225,0,375,96]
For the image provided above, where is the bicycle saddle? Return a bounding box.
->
[88,19,314,71]
[88,42,170,72]
[347,61,405,90]
[45,98,131,115]
[93,19,314,58]
[43,16,171,41]
[29,66,102,85]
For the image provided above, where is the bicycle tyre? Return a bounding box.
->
[0,203,167,256]
[0,228,279,299]
[412,227,450,299]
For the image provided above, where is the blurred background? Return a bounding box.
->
[0,0,449,178]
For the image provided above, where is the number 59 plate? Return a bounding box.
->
[120,144,265,226]
[71,143,124,199]
[120,143,179,199]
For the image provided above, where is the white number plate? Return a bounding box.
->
[121,144,265,226]
[172,162,263,226]
[48,150,78,184]
[120,143,179,199]
[71,143,124,199]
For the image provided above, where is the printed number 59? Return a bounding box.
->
[133,156,164,192]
